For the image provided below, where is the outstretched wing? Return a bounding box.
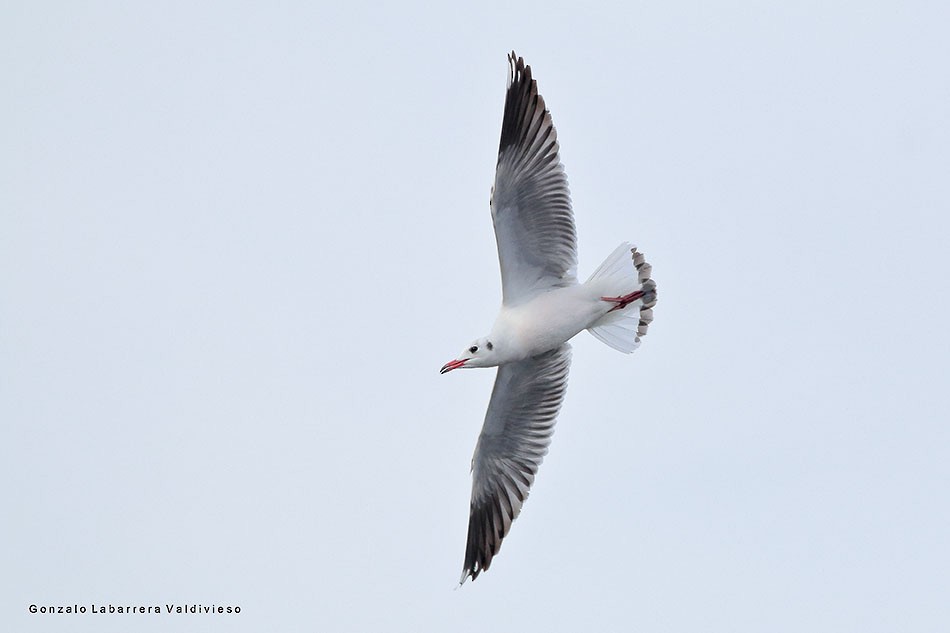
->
[491,52,577,306]
[460,344,572,583]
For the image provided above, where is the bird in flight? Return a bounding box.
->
[441,52,657,584]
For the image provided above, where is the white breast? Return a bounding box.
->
[491,285,606,361]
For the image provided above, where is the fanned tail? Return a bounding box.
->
[585,243,657,353]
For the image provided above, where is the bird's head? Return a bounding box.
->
[440,337,499,373]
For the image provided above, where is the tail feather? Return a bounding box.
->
[586,243,657,353]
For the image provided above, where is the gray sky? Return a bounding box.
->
[3,2,949,631]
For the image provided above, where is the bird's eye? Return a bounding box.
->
[469,346,478,354]
[486,341,493,351]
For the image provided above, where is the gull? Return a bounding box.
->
[441,52,658,584]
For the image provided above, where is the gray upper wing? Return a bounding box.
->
[491,52,577,306]
[460,344,572,583]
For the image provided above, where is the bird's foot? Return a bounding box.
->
[601,290,646,313]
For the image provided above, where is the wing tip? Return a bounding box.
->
[507,50,526,86]
[498,50,542,155]
[459,564,480,586]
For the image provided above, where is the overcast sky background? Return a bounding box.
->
[3,2,949,631]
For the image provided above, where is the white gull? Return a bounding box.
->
[441,52,658,584]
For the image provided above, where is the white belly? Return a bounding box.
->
[491,285,607,361]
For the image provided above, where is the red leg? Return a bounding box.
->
[601,290,645,312]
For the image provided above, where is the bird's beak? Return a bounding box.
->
[440,359,467,374]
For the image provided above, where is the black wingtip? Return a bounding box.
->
[498,51,542,156]
[460,499,496,584]
[507,50,523,78]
